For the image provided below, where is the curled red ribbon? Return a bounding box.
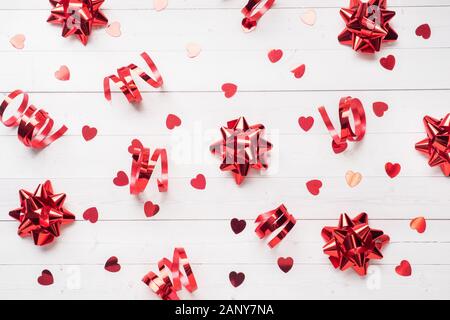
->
[241,0,276,32]
[104,52,163,104]
[129,139,168,195]
[322,213,389,276]
[255,204,296,248]
[0,90,68,149]
[9,180,75,246]
[415,114,450,176]
[142,248,198,300]
[318,97,366,153]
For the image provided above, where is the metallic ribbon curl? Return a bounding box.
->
[338,0,398,53]
[142,248,198,300]
[255,204,296,248]
[129,139,168,195]
[241,0,276,32]
[322,213,389,276]
[210,117,272,185]
[9,180,75,246]
[104,52,163,104]
[318,96,366,153]
[0,90,68,149]
[47,0,108,45]
[415,114,450,176]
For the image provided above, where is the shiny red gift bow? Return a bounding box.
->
[0,90,67,148]
[255,204,296,248]
[129,139,168,195]
[142,248,198,300]
[242,0,276,32]
[318,97,366,152]
[104,52,163,104]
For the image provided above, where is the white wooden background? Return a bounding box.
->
[0,0,449,300]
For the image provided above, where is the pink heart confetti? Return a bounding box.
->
[10,34,25,49]
[54,65,70,81]
[106,21,122,37]
[186,42,202,58]
[300,9,316,26]
[154,0,168,11]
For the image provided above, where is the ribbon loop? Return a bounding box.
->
[255,204,296,248]
[0,90,68,149]
[241,0,276,32]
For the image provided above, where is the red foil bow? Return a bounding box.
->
[129,139,168,195]
[0,90,68,149]
[322,213,389,276]
[104,52,164,104]
[338,0,398,53]
[9,180,75,246]
[47,0,108,45]
[142,248,198,300]
[255,204,296,248]
[241,0,276,32]
[415,114,450,176]
[210,117,272,185]
[318,97,366,153]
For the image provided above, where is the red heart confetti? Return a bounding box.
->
[298,116,314,132]
[277,257,294,273]
[144,201,160,218]
[415,23,431,40]
[291,64,306,79]
[82,207,99,223]
[410,217,426,234]
[104,256,121,273]
[373,102,389,117]
[221,83,237,98]
[82,125,97,141]
[191,174,206,190]
[113,171,129,187]
[55,65,70,81]
[385,162,401,178]
[332,141,348,154]
[395,260,412,277]
[37,270,54,286]
[230,218,246,234]
[128,139,144,154]
[229,271,245,287]
[380,55,396,71]
[166,114,182,130]
[268,49,283,63]
[306,179,322,196]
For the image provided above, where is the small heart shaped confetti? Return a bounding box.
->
[410,217,426,234]
[395,260,412,277]
[268,49,283,63]
[191,174,206,190]
[104,256,121,273]
[128,139,143,154]
[154,0,168,11]
[166,114,182,130]
[83,207,99,223]
[385,162,401,178]
[277,257,294,273]
[332,141,348,154]
[291,64,306,79]
[229,271,245,287]
[345,170,362,188]
[221,83,237,98]
[186,42,202,58]
[113,171,129,187]
[106,21,122,37]
[298,116,314,132]
[373,102,389,117]
[144,201,160,218]
[10,34,25,49]
[380,55,396,71]
[230,218,246,234]
[306,179,322,196]
[82,125,97,141]
[415,23,431,40]
[55,65,70,81]
[300,9,316,26]
[37,270,54,286]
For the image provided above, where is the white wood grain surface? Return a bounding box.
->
[0,0,449,300]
